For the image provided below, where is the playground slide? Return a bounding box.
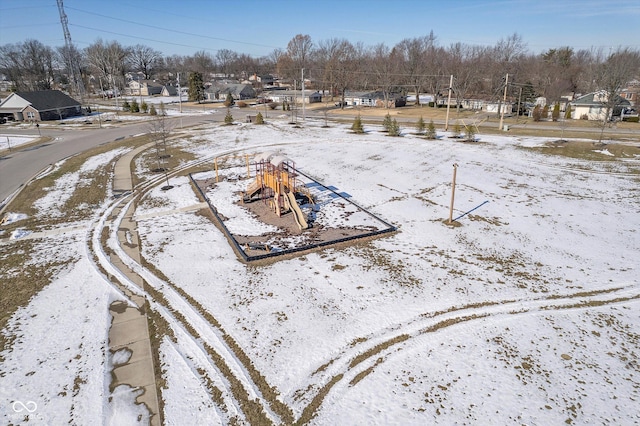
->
[285,192,308,230]
[245,180,262,199]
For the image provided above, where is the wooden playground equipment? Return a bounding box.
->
[243,152,312,231]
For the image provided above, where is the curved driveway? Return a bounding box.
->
[0,113,219,207]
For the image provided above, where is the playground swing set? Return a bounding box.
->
[242,152,313,231]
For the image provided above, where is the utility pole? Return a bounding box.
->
[499,73,509,131]
[177,72,182,113]
[301,68,305,122]
[444,74,453,131]
[448,163,459,224]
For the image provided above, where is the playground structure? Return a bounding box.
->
[243,152,312,231]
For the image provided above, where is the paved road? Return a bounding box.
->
[0,112,220,208]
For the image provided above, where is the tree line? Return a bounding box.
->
[1,32,638,107]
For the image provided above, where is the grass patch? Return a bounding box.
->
[0,239,75,363]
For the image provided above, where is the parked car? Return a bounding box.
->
[256,97,272,104]
[335,101,347,107]
[0,117,7,124]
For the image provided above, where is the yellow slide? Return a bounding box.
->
[285,192,308,230]
[245,180,262,199]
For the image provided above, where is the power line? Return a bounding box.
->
[65,6,280,50]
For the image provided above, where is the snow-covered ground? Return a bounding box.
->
[1,118,639,424]
[0,134,38,150]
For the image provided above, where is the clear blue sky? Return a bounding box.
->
[1,0,638,58]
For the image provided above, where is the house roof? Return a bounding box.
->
[206,83,255,95]
[572,91,630,107]
[13,90,80,111]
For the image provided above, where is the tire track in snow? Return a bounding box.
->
[292,283,640,422]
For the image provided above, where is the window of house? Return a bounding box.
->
[26,111,35,119]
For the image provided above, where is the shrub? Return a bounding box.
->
[388,119,401,136]
[224,108,233,125]
[141,101,149,114]
[425,119,437,139]
[564,104,572,120]
[465,125,476,142]
[255,112,264,124]
[452,122,462,138]
[159,101,166,116]
[580,114,589,120]
[351,115,364,133]
[415,116,425,134]
[532,105,542,122]
[382,113,392,132]
[552,103,560,121]
[237,101,247,108]
[149,104,157,116]
[542,104,549,119]
[224,93,234,107]
[130,99,140,113]
[623,116,639,122]
[268,102,278,110]
[122,100,130,112]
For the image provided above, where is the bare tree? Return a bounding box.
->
[129,44,162,80]
[371,43,396,108]
[146,112,175,189]
[215,48,237,78]
[280,34,314,81]
[593,47,640,142]
[0,39,56,91]
[394,33,438,106]
[85,39,130,95]
[185,50,214,80]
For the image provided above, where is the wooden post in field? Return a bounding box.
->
[448,163,458,224]
[214,157,219,182]
[246,154,250,178]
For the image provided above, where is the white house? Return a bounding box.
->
[570,90,631,121]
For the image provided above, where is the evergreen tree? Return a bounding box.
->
[149,104,157,116]
[415,116,426,134]
[382,113,392,132]
[388,119,401,136]
[224,93,234,107]
[564,104,572,120]
[452,122,462,138]
[351,114,364,133]
[122,100,130,112]
[532,105,542,122]
[159,101,166,116]
[224,108,233,125]
[188,71,205,102]
[465,125,477,142]
[130,99,140,113]
[542,104,549,119]
[552,103,560,121]
[425,119,437,139]
[255,112,264,124]
[141,101,148,113]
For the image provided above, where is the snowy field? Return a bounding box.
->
[1,118,639,425]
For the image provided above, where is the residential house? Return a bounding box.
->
[620,79,639,106]
[343,91,406,108]
[161,84,178,97]
[570,90,631,120]
[128,79,164,96]
[205,83,256,101]
[0,90,81,122]
[264,90,322,104]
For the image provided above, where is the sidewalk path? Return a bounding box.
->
[107,142,161,425]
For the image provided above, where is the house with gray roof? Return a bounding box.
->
[205,83,256,101]
[570,90,631,121]
[0,90,82,122]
